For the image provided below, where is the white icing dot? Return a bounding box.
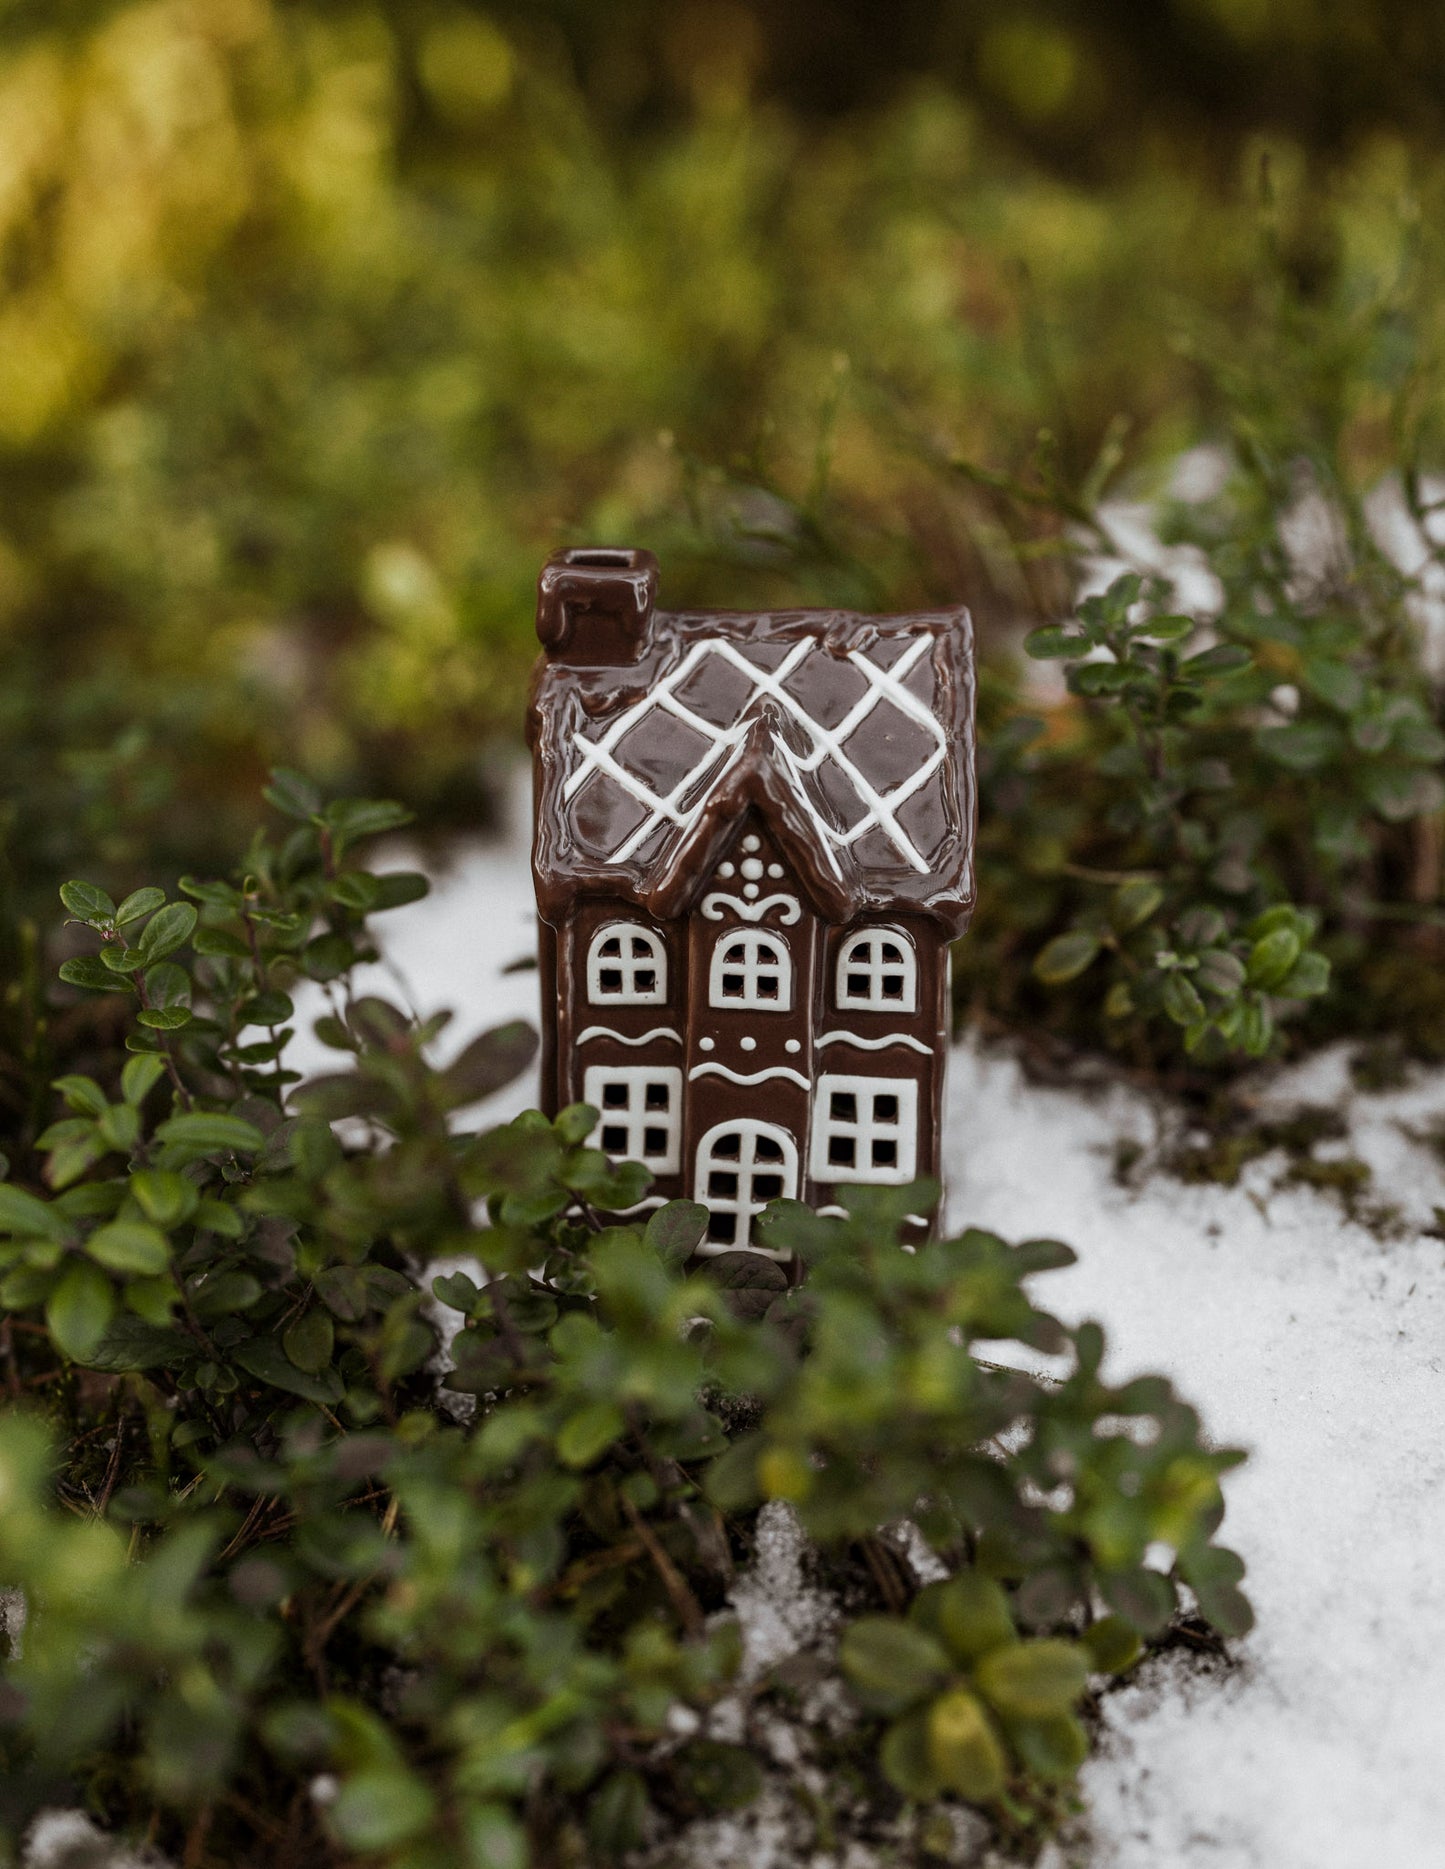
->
[718,861,736,878]
[767,863,784,878]
[785,1039,801,1054]
[741,858,764,880]
[742,882,759,899]
[742,834,761,852]
[740,1036,757,1052]
[698,1036,715,1052]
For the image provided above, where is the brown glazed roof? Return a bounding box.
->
[528,573,976,936]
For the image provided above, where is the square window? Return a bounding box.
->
[882,975,904,998]
[811,1074,918,1188]
[602,1082,629,1108]
[602,1125,628,1153]
[644,1127,667,1156]
[754,1173,782,1200]
[847,972,870,996]
[708,1212,737,1244]
[722,973,744,996]
[757,978,778,999]
[708,1171,739,1198]
[599,968,622,992]
[582,1065,682,1177]
[645,1082,669,1109]
[634,969,656,993]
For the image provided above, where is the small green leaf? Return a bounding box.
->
[115,887,166,927]
[911,1570,1016,1666]
[262,767,323,822]
[327,1770,436,1851]
[1082,1615,1143,1675]
[926,1687,1008,1801]
[1022,624,1079,660]
[1161,972,1207,1027]
[46,1260,116,1361]
[155,1113,266,1156]
[136,903,198,964]
[878,1708,943,1802]
[52,1075,108,1117]
[1110,878,1164,933]
[644,1199,710,1264]
[121,1055,167,1105]
[0,1184,69,1242]
[1034,931,1101,985]
[233,1335,344,1403]
[130,1171,198,1228]
[283,1308,335,1375]
[974,1639,1088,1719]
[1245,927,1301,990]
[839,1616,951,1714]
[87,1222,170,1277]
[1008,1712,1089,1779]
[59,881,116,926]
[557,1402,625,1468]
[58,956,132,993]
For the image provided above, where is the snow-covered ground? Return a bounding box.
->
[287,819,1445,1869]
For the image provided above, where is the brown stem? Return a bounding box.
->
[620,1492,705,1641]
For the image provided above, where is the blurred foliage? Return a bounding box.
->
[0,779,1248,1865]
[5,1,1445,1075]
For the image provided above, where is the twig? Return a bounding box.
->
[620,1492,705,1641]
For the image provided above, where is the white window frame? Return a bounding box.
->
[694,1119,798,1257]
[587,921,667,1005]
[836,926,917,1013]
[583,1065,683,1174]
[810,1074,918,1186]
[708,930,792,1012]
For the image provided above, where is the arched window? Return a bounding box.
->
[709,930,792,1011]
[695,1120,799,1253]
[836,927,916,1013]
[587,922,666,1004]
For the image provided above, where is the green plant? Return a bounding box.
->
[0,779,1250,1866]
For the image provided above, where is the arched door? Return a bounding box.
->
[694,1120,799,1255]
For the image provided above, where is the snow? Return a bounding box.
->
[299,828,1445,1868]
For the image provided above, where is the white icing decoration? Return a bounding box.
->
[700,892,801,924]
[817,1029,932,1055]
[694,1118,797,1257]
[784,1038,801,1054]
[718,861,735,877]
[743,882,759,899]
[562,633,945,876]
[742,834,761,852]
[836,925,918,1013]
[698,1036,715,1051]
[583,1064,683,1174]
[810,1073,919,1187]
[740,1036,757,1051]
[741,857,764,879]
[576,1024,682,1047]
[586,921,666,1005]
[708,929,792,1011]
[688,1062,811,1090]
[767,862,784,878]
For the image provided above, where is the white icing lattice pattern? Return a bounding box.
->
[562,634,945,876]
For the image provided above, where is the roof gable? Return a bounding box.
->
[528,556,976,935]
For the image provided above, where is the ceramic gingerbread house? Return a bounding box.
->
[527,547,975,1255]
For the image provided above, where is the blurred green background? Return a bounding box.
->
[3,0,1445,895]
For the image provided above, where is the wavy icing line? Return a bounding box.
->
[687,1062,811,1090]
[817,1029,932,1055]
[576,1025,683,1047]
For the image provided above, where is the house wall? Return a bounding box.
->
[550,829,948,1245]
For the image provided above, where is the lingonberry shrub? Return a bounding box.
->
[0,780,1249,1867]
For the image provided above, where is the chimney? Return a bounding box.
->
[536,547,659,663]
